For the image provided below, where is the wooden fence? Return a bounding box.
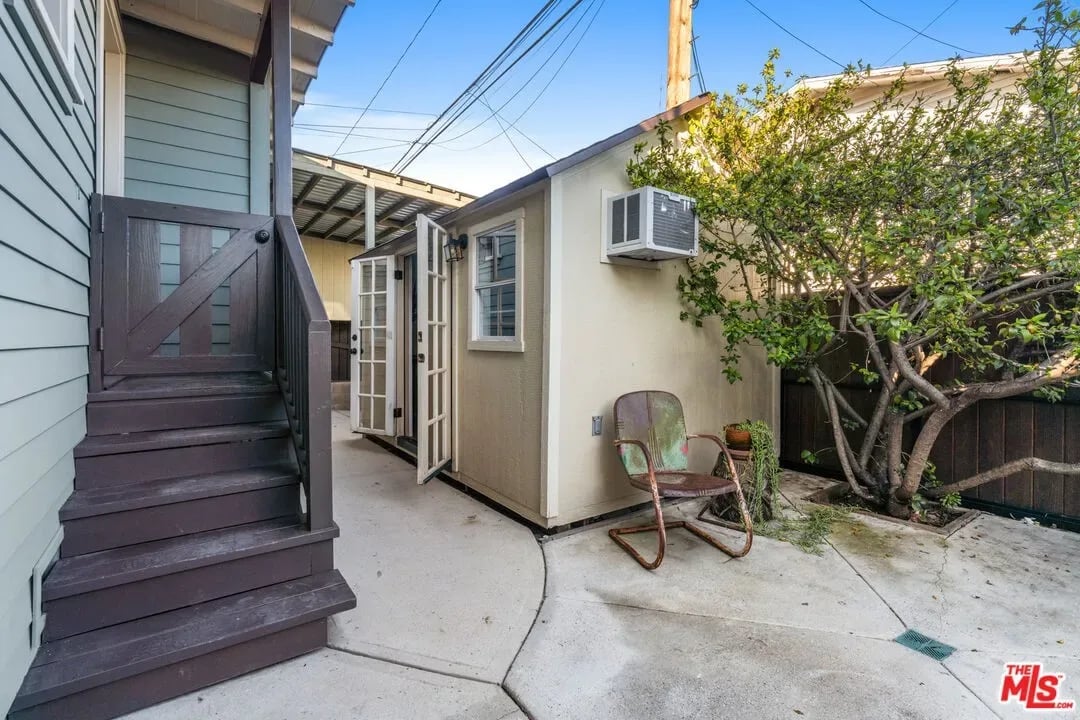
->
[781,357,1080,526]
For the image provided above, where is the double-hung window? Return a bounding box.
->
[469,210,524,351]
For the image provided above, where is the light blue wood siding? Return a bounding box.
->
[0,0,95,712]
[124,31,253,212]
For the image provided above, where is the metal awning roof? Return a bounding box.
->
[119,0,352,111]
[292,150,474,245]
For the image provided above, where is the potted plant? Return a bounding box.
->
[724,422,753,451]
[711,420,780,524]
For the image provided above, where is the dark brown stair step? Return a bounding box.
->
[61,465,299,520]
[11,571,356,717]
[75,437,292,489]
[86,392,286,436]
[74,420,292,458]
[88,372,277,402]
[15,622,328,720]
[44,518,339,602]
[60,466,302,557]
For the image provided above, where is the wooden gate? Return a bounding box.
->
[93,196,276,388]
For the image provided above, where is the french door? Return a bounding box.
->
[416,214,452,484]
[350,257,396,435]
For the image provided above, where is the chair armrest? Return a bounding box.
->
[687,433,740,481]
[613,438,655,474]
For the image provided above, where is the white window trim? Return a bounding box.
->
[468,208,525,352]
[4,0,84,112]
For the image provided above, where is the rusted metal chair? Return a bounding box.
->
[610,390,753,569]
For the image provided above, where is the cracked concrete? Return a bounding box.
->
[508,472,1080,720]
[126,419,1080,720]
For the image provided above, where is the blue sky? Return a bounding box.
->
[294,0,1039,195]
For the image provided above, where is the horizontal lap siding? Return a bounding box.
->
[0,0,95,712]
[124,44,252,213]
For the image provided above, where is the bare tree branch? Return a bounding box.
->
[889,341,950,409]
[809,368,874,499]
[927,457,1080,497]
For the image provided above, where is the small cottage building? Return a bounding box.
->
[349,94,781,528]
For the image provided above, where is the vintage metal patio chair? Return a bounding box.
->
[610,390,753,569]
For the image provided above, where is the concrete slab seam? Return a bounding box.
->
[779,485,910,630]
[942,663,1005,720]
[324,643,503,687]
[786,489,1005,719]
[500,537,549,720]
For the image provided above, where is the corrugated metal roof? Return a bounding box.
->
[292,150,473,246]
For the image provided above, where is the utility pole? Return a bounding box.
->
[666,0,693,109]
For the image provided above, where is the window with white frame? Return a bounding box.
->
[39,0,72,51]
[470,211,524,351]
[8,0,82,108]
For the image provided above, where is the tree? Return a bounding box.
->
[627,1,1080,517]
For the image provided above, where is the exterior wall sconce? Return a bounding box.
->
[444,233,468,263]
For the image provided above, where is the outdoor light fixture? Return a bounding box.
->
[444,233,468,263]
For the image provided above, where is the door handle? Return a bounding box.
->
[350,348,358,355]
[417,353,425,363]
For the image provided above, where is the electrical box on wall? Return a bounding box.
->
[606,186,698,261]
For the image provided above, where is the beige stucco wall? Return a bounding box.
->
[301,235,356,321]
[447,189,548,523]
[550,137,781,526]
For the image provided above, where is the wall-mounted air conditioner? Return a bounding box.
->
[606,186,698,261]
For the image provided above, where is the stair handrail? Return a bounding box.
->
[274,215,333,531]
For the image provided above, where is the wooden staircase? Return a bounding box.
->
[7,196,354,719]
[8,372,354,720]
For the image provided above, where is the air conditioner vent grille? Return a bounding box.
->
[611,197,625,244]
[651,192,695,252]
[626,193,640,242]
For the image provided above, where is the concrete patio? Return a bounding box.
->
[126,413,1080,719]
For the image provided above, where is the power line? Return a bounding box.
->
[690,0,706,92]
[448,0,605,156]
[324,141,415,155]
[330,0,445,156]
[386,0,560,172]
[435,0,598,147]
[392,0,587,173]
[740,0,846,70]
[855,0,976,56]
[392,0,574,171]
[302,102,437,117]
[445,1,565,132]
[880,0,962,66]
[480,1,570,102]
[691,37,707,93]
[295,126,423,142]
[503,121,557,160]
[483,98,532,170]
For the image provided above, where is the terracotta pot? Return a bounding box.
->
[724,424,752,450]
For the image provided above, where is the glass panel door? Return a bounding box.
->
[350,256,396,435]
[416,214,452,484]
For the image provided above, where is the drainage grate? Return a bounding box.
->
[894,629,956,661]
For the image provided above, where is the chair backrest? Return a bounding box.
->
[613,390,690,476]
